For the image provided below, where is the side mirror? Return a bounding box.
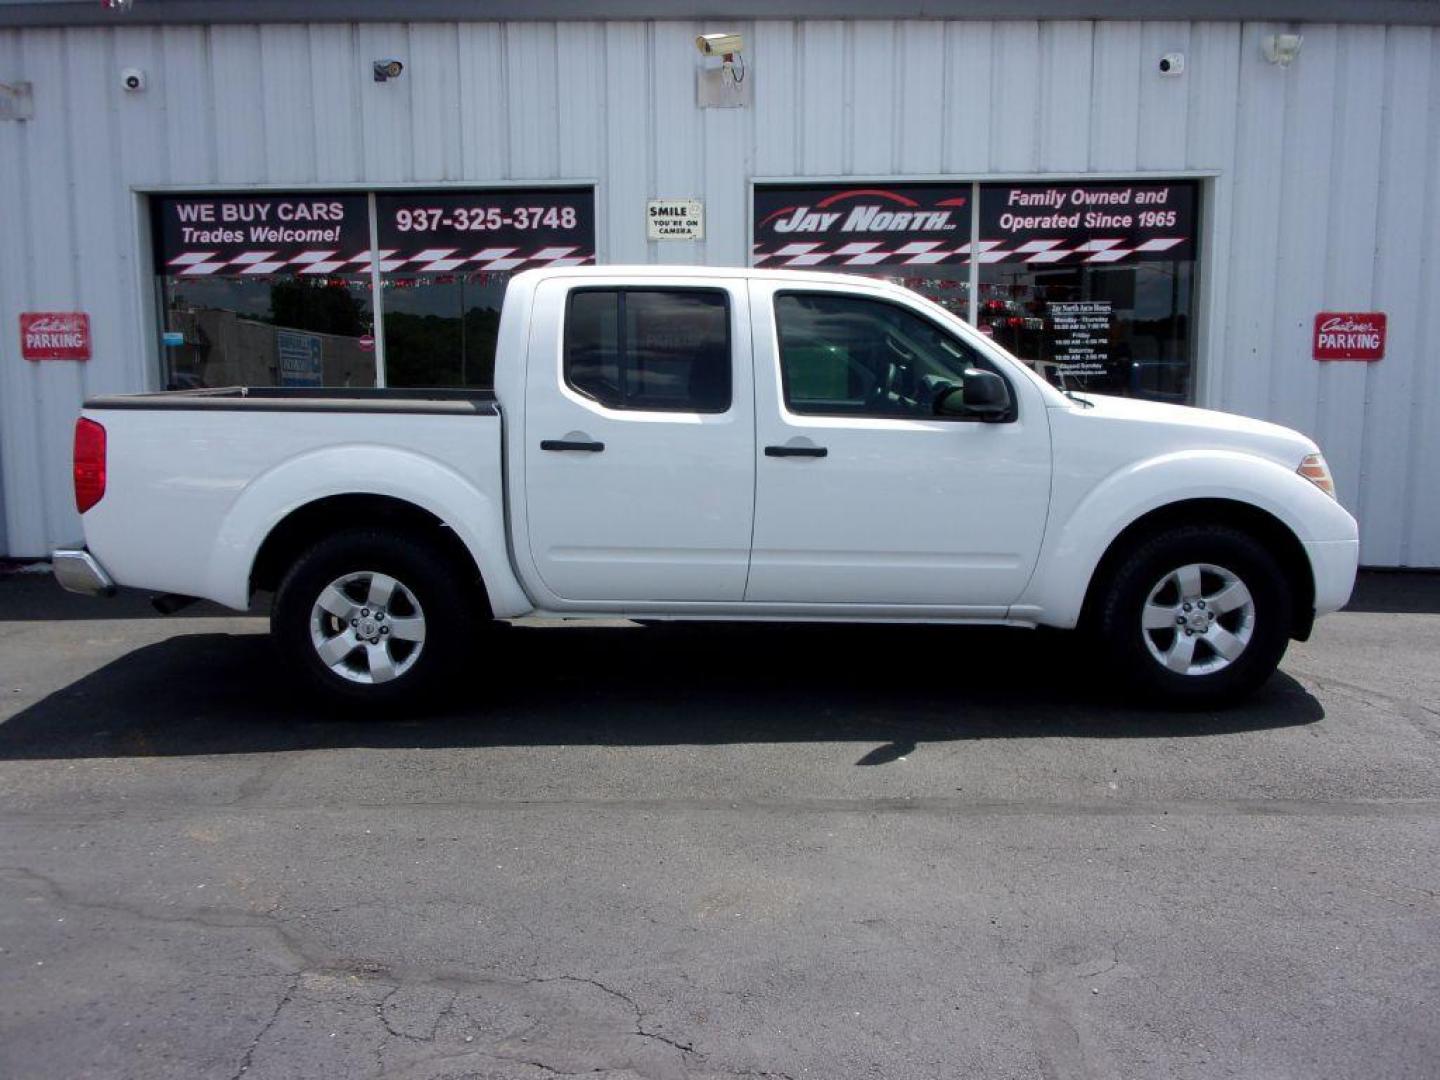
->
[938,369,1012,421]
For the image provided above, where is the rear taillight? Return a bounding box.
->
[73,417,106,513]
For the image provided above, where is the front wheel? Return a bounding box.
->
[1095,524,1293,707]
[272,528,475,707]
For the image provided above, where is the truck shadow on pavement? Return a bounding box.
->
[0,621,1323,760]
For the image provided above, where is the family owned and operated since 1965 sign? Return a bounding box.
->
[976,180,1197,263]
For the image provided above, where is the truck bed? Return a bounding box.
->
[77,385,507,610]
[84,386,498,416]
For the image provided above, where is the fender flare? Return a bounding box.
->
[201,444,531,616]
[1018,449,1356,628]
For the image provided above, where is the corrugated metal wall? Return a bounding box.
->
[0,18,1436,564]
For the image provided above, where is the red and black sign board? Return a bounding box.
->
[152,188,596,279]
[374,188,596,273]
[20,312,90,361]
[1314,312,1386,361]
[153,194,370,277]
[753,184,971,269]
[977,181,1197,264]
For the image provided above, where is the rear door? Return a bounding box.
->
[521,275,754,604]
[745,280,1052,608]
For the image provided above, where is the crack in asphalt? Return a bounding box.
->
[0,864,324,971]
[229,973,300,1080]
[534,974,699,1056]
[0,872,754,1080]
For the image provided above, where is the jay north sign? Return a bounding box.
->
[753,184,971,269]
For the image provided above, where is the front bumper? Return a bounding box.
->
[1305,538,1360,617]
[52,548,116,598]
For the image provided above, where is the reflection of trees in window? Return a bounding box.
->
[385,306,501,387]
[270,279,364,337]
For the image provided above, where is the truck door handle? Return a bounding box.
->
[765,444,828,458]
[541,438,605,452]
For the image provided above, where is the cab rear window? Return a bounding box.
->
[564,289,731,413]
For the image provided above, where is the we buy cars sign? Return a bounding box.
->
[1313,312,1386,361]
[20,312,90,361]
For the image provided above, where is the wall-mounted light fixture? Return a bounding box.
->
[1262,34,1303,68]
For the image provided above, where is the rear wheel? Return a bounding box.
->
[1095,524,1293,707]
[272,528,474,707]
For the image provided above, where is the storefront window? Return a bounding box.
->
[152,188,596,390]
[374,189,594,387]
[153,194,377,390]
[754,178,1201,403]
[975,180,1198,402]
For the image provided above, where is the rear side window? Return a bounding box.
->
[564,289,731,413]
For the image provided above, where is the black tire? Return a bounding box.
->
[271,528,475,709]
[1094,524,1293,707]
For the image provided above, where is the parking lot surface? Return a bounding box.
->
[0,571,1437,1080]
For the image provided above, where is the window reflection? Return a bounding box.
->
[977,261,1194,402]
[159,275,376,390]
[380,271,506,388]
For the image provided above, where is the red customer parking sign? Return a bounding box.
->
[1313,312,1386,361]
[20,312,91,361]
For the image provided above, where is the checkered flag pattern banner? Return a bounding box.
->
[752,238,1186,269]
[166,246,595,277]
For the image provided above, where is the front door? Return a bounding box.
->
[522,276,754,604]
[746,281,1051,608]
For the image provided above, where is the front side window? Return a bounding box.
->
[565,289,731,413]
[774,292,993,419]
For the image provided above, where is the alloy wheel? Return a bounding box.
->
[1140,562,1256,677]
[308,570,427,684]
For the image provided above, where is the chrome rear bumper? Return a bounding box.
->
[52,548,116,597]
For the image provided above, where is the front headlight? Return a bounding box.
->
[1298,452,1336,499]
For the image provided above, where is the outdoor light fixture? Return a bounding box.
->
[1262,34,1303,67]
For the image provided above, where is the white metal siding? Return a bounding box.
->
[0,18,1436,564]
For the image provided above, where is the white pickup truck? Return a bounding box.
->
[54,266,1358,707]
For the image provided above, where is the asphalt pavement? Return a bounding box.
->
[0,570,1437,1080]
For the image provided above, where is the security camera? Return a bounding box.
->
[120,67,146,92]
[695,33,744,57]
[1262,34,1303,67]
[372,59,404,82]
[1158,53,1185,76]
